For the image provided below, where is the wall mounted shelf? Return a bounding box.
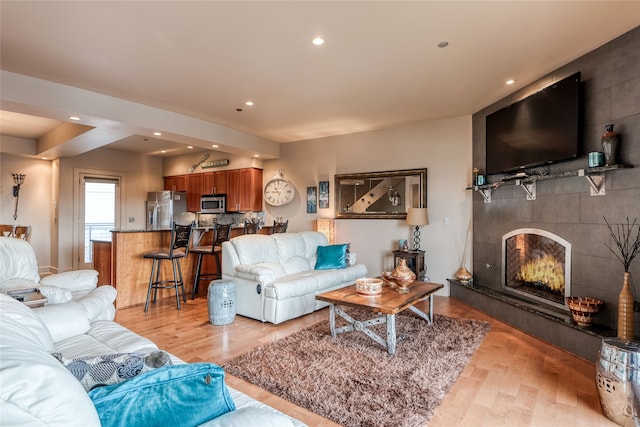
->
[467,164,633,203]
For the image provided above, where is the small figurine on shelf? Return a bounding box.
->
[398,239,409,252]
[472,168,479,187]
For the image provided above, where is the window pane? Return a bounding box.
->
[84,182,116,263]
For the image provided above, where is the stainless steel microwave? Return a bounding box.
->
[200,194,226,214]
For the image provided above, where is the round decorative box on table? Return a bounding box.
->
[207,280,236,325]
[596,338,640,426]
[355,278,383,296]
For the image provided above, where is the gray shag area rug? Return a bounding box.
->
[223,308,490,427]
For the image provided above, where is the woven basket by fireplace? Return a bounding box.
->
[566,297,603,327]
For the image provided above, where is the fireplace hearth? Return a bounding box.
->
[502,228,571,310]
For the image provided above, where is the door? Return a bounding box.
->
[75,172,122,269]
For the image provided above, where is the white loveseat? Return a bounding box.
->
[221,231,368,324]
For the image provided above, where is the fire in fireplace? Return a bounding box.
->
[502,228,571,309]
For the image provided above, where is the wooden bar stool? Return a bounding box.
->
[273,220,288,233]
[14,225,32,241]
[191,223,232,299]
[244,219,259,234]
[0,225,15,237]
[143,222,193,311]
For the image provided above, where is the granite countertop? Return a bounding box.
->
[110,224,273,233]
[110,229,168,233]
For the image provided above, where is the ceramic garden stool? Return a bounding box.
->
[207,280,236,325]
[596,338,640,426]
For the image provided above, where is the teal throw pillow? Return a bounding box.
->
[89,363,236,427]
[315,244,349,270]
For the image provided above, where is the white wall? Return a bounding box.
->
[163,151,264,177]
[56,148,163,271]
[0,153,52,271]
[2,116,472,283]
[263,115,473,294]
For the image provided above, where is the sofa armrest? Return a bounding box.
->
[235,263,286,283]
[33,302,91,343]
[76,285,117,321]
[32,286,117,342]
[38,285,73,304]
[221,241,241,276]
[39,269,98,293]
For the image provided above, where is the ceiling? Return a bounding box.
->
[1,1,639,159]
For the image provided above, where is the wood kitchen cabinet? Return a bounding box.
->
[163,175,186,192]
[185,173,204,212]
[227,168,263,212]
[202,171,228,195]
[163,168,260,212]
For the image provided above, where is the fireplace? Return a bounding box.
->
[502,229,571,310]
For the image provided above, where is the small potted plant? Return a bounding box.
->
[604,216,640,341]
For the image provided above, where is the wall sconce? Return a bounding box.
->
[316,218,335,245]
[406,208,429,251]
[12,173,26,220]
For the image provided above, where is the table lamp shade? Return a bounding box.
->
[406,208,428,251]
[406,208,429,226]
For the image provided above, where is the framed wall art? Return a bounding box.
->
[319,181,329,209]
[307,186,317,213]
[334,168,427,219]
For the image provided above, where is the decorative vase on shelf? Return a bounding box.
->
[617,272,635,342]
[601,124,619,166]
[454,267,473,283]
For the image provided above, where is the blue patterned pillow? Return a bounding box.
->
[89,363,236,427]
[51,351,172,391]
[315,244,349,270]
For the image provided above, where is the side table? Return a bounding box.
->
[7,288,48,308]
[393,250,425,281]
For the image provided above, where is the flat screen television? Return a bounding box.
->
[486,72,581,175]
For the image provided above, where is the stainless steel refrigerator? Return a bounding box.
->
[146,191,192,230]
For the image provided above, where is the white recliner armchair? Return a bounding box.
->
[0,236,116,320]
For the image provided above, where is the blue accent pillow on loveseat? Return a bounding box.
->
[88,363,236,427]
[314,243,349,270]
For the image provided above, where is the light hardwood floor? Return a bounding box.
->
[114,296,616,427]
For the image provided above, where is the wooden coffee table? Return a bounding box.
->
[316,280,443,354]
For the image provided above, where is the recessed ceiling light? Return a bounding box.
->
[245,101,254,106]
[153,132,162,136]
[506,79,516,85]
[41,157,48,160]
[253,154,260,158]
[69,116,80,121]
[437,41,449,48]
[212,144,219,148]
[312,36,324,46]
[160,150,167,153]
[187,146,193,149]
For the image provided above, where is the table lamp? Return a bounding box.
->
[406,208,429,251]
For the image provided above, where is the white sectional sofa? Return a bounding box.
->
[0,236,114,318]
[0,236,304,426]
[221,231,368,324]
[0,293,305,426]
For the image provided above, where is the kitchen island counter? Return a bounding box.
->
[95,227,272,309]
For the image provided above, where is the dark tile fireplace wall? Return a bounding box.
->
[460,26,640,361]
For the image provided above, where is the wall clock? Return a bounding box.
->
[264,169,295,206]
